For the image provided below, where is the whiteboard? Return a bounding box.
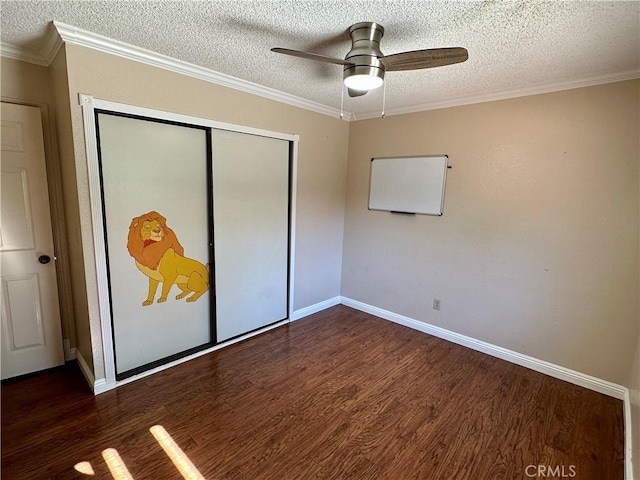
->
[368,155,448,216]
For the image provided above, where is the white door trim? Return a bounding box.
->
[79,94,299,391]
[79,95,299,142]
[79,95,116,386]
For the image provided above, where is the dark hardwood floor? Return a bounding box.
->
[1,305,624,479]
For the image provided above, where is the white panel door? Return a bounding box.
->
[213,130,289,342]
[0,102,64,379]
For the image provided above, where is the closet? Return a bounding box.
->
[86,98,295,381]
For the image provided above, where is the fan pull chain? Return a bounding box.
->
[340,83,345,120]
[381,80,386,118]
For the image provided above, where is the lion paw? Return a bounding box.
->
[176,292,189,300]
[142,300,153,306]
[157,297,167,303]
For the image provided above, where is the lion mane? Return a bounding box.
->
[127,211,184,270]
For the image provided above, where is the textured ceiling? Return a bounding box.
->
[1,1,639,117]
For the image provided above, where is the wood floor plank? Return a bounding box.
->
[1,305,624,479]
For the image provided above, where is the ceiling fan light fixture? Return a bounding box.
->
[343,73,383,91]
[272,21,468,99]
[343,65,385,91]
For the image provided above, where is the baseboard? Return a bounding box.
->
[63,339,76,361]
[340,296,633,478]
[74,349,95,388]
[623,389,634,480]
[340,296,626,398]
[93,378,110,394]
[75,349,111,394]
[291,296,341,321]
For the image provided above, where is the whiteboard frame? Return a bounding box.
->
[368,154,449,216]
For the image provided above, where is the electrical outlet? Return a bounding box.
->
[433,298,441,310]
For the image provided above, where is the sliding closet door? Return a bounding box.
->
[212,130,290,342]
[96,112,212,377]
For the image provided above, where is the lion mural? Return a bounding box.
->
[127,211,208,306]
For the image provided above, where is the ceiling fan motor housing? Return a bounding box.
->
[343,22,385,89]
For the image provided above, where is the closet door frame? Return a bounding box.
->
[80,94,299,392]
[95,110,215,380]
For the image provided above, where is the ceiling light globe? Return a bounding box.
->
[343,65,385,92]
[343,74,384,91]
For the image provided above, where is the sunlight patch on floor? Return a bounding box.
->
[74,461,95,475]
[150,425,205,480]
[102,448,134,480]
[73,425,204,479]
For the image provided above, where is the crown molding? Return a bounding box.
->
[52,21,347,120]
[0,42,49,66]
[2,20,636,122]
[1,22,63,66]
[41,23,65,64]
[356,69,640,120]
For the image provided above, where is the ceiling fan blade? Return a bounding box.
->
[271,48,355,66]
[348,88,367,98]
[380,47,468,71]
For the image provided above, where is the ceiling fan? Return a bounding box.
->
[272,22,468,98]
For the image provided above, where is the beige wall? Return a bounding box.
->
[342,80,639,386]
[61,44,349,379]
[1,57,52,104]
[630,333,640,478]
[2,50,637,402]
[48,48,95,370]
[0,57,77,354]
